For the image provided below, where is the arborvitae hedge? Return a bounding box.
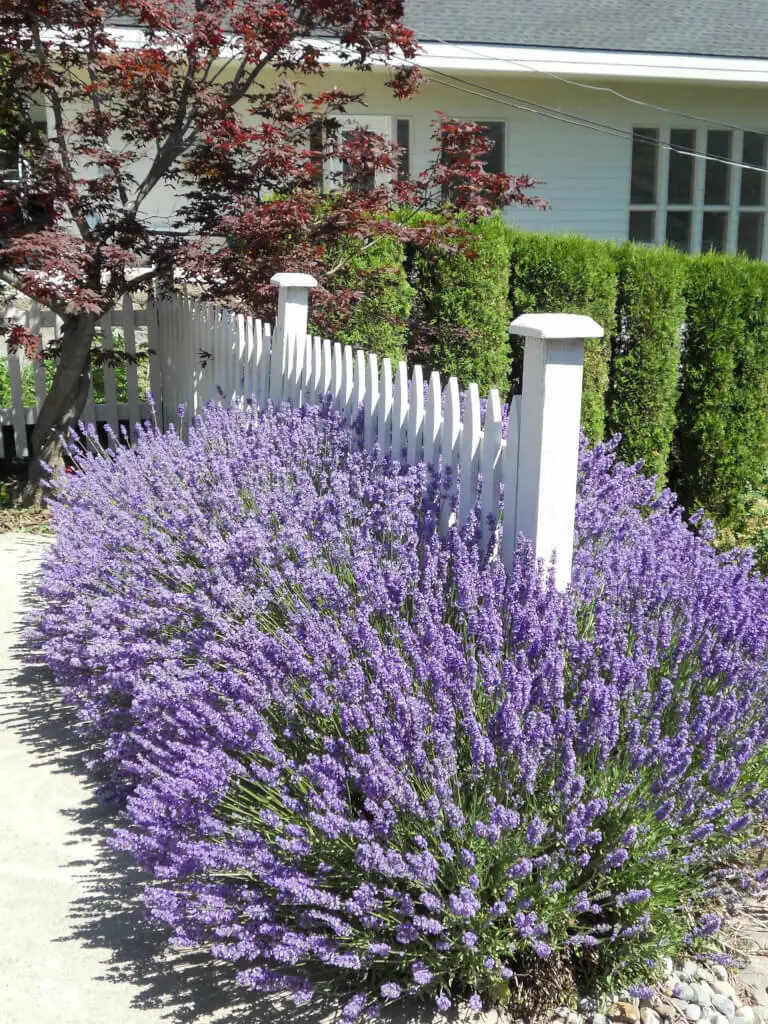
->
[607,244,687,484]
[321,235,413,365]
[506,229,618,443]
[408,214,511,394]
[671,253,768,527]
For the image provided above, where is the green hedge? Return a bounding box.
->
[408,214,511,394]
[606,244,687,483]
[506,229,618,443]
[671,254,768,527]
[320,235,413,365]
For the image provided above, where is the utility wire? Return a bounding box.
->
[410,59,768,176]
[429,38,768,136]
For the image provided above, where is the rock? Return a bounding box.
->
[691,984,713,1007]
[640,1009,661,1024]
[650,997,677,1020]
[675,984,696,1003]
[556,1009,572,1020]
[662,981,680,999]
[685,1006,702,1021]
[735,1010,756,1024]
[609,1003,640,1023]
[696,968,716,985]
[567,1012,583,1024]
[589,1014,610,1024]
[671,999,690,1012]
[662,958,675,979]
[711,995,736,1018]
[712,981,737,1000]
[752,1008,768,1022]
[709,1014,729,1024]
[711,966,729,982]
[579,999,599,1015]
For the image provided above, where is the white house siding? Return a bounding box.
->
[129,65,768,256]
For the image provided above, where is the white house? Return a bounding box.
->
[69,1,768,261]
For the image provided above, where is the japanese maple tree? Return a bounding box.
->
[0,0,538,500]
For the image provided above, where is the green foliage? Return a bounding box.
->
[607,245,687,484]
[506,229,618,443]
[716,479,768,575]
[409,214,512,394]
[671,254,768,527]
[321,234,413,365]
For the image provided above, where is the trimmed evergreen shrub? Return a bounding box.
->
[672,253,768,527]
[506,230,618,443]
[409,214,511,395]
[319,234,413,365]
[607,245,687,484]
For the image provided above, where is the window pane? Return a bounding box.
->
[741,132,767,206]
[396,118,410,181]
[702,211,728,252]
[666,210,691,252]
[668,129,695,204]
[738,212,764,258]
[630,128,658,204]
[479,122,504,174]
[308,120,324,190]
[629,210,655,243]
[705,130,732,205]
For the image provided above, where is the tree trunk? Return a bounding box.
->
[23,311,98,506]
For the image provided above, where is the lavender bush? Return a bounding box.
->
[32,402,768,1019]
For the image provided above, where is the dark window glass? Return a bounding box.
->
[704,130,732,205]
[308,120,324,190]
[396,118,410,181]
[741,132,767,206]
[702,211,729,251]
[630,128,658,204]
[668,129,695,204]
[629,210,655,243]
[666,210,692,251]
[0,146,19,182]
[738,212,764,258]
[480,121,505,175]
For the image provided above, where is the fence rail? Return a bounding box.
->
[4,276,602,590]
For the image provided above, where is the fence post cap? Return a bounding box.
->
[270,272,318,289]
[509,313,604,340]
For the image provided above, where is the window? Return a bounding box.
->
[396,118,411,181]
[309,115,393,193]
[628,127,768,259]
[441,121,505,201]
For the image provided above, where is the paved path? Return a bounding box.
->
[0,533,271,1024]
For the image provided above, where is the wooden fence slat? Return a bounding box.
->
[480,388,503,551]
[27,302,47,415]
[378,357,393,458]
[249,318,262,408]
[331,341,343,412]
[7,348,28,458]
[269,319,285,408]
[353,349,366,426]
[122,294,141,433]
[100,310,120,442]
[261,322,272,407]
[424,370,442,469]
[243,316,255,404]
[342,345,354,420]
[146,298,163,427]
[458,382,482,528]
[392,361,409,463]
[407,364,425,465]
[364,352,379,451]
[310,336,321,403]
[321,338,332,401]
[303,334,315,406]
[501,395,522,573]
[439,376,462,535]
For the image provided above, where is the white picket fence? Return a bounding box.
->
[3,274,602,589]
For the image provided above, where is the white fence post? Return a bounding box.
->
[270,272,318,407]
[507,312,603,592]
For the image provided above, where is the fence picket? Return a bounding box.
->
[269,317,285,407]
[439,376,462,534]
[8,348,27,458]
[146,299,163,426]
[392,361,409,462]
[424,370,442,469]
[501,395,522,574]
[458,382,481,528]
[100,310,120,442]
[353,349,366,427]
[342,345,354,420]
[480,388,503,551]
[378,357,393,457]
[27,302,47,414]
[121,295,141,432]
[364,352,379,451]
[331,341,343,411]
[406,364,425,465]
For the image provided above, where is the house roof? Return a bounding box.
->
[402,0,768,60]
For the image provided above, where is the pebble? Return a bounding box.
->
[609,1003,639,1023]
[662,958,675,979]
[709,1014,729,1024]
[696,967,716,984]
[711,995,736,1018]
[684,1006,701,1021]
[690,984,712,1007]
[712,980,737,1000]
[712,966,729,982]
[579,1000,599,1015]
[640,1009,660,1024]
[589,1014,610,1024]
[675,984,696,1003]
[650,997,677,1020]
[735,1010,756,1024]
